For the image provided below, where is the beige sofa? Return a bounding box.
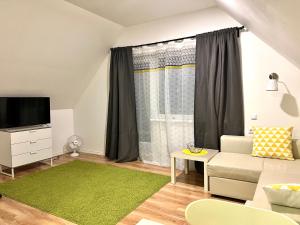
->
[207,135,300,223]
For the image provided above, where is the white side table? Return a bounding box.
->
[171,149,218,192]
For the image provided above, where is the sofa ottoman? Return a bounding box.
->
[208,152,264,200]
[208,152,263,183]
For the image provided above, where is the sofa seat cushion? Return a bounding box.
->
[207,152,264,183]
[263,158,300,175]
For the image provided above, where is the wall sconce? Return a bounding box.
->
[266,73,279,91]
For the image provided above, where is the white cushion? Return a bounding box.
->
[250,171,300,223]
[263,158,300,175]
[263,184,300,208]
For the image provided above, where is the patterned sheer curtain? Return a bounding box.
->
[133,39,195,169]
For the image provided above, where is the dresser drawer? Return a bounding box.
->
[11,131,29,144]
[11,142,30,156]
[11,138,52,156]
[12,152,32,167]
[11,128,51,144]
[28,128,52,141]
[12,148,52,167]
[30,148,52,163]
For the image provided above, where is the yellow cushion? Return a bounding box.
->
[263,183,300,208]
[182,149,208,156]
[252,126,294,160]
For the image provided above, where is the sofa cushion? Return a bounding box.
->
[221,135,253,154]
[263,158,300,175]
[207,152,264,183]
[263,183,300,208]
[252,126,294,160]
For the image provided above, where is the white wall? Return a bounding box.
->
[241,32,300,138]
[75,6,300,154]
[0,0,124,157]
[74,55,110,155]
[117,7,300,138]
[51,109,74,156]
[73,7,240,155]
[0,0,122,109]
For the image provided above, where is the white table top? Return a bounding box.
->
[171,149,219,162]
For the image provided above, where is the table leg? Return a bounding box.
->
[11,168,15,179]
[0,166,15,179]
[184,159,189,175]
[204,161,208,192]
[171,157,176,184]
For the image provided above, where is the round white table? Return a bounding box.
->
[186,199,298,225]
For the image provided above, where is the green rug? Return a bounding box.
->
[0,160,169,225]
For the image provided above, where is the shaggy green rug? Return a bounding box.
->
[0,160,169,225]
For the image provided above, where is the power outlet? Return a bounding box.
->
[251,114,258,120]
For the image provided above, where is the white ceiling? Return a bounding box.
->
[217,0,300,69]
[64,0,216,26]
[65,0,300,69]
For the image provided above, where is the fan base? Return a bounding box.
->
[71,152,79,157]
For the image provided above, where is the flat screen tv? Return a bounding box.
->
[0,97,50,129]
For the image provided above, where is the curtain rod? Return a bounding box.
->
[131,26,247,48]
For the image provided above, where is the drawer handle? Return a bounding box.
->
[30,152,37,155]
[29,130,37,133]
[30,141,37,144]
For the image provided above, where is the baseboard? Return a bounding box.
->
[79,148,104,156]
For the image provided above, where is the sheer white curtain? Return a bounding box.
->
[133,39,195,169]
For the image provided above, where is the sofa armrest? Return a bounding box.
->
[221,135,253,154]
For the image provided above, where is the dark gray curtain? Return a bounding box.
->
[105,47,139,162]
[194,27,244,151]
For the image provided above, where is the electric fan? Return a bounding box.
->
[67,135,83,157]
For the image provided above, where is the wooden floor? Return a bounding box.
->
[0,153,235,225]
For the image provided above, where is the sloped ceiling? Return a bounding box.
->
[0,0,122,109]
[216,0,300,69]
[64,0,216,26]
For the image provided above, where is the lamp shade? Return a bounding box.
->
[266,79,278,91]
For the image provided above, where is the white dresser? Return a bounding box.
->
[0,126,53,178]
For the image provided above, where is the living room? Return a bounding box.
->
[0,0,300,225]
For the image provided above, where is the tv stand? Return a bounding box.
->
[0,126,53,179]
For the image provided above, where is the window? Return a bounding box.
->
[158,66,195,116]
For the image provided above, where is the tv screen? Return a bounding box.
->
[0,97,50,129]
